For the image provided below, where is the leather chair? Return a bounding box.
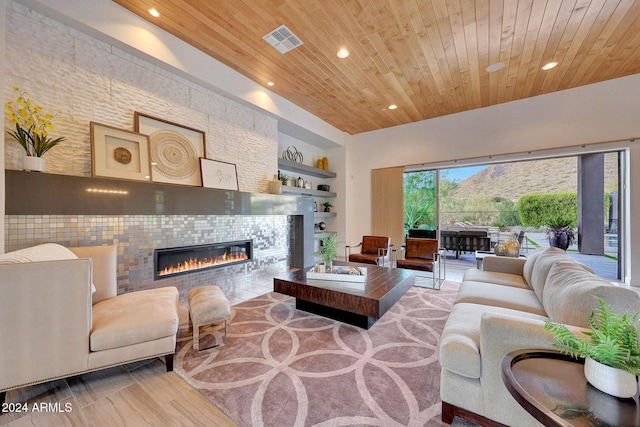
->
[345,236,393,266]
[394,238,445,288]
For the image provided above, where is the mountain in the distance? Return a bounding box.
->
[447,155,618,202]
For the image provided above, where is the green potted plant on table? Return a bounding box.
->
[313,234,339,272]
[322,202,333,212]
[4,87,66,172]
[544,298,640,398]
[545,216,576,250]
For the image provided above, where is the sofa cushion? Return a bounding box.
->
[462,269,529,289]
[0,243,96,293]
[455,282,546,316]
[91,287,179,351]
[543,262,640,328]
[440,303,549,379]
[521,247,544,286]
[527,247,573,303]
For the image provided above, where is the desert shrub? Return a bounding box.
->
[518,192,577,227]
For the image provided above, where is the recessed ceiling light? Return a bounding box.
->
[148,8,160,17]
[337,48,350,59]
[542,62,558,70]
[485,62,505,73]
[388,104,397,110]
[267,81,274,86]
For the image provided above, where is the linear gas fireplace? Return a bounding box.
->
[154,240,253,280]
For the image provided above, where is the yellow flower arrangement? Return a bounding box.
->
[4,87,65,157]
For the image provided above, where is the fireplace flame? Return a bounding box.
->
[158,251,248,277]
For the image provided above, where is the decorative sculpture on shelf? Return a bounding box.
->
[282,145,303,163]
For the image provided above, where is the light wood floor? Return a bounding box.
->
[1,261,473,427]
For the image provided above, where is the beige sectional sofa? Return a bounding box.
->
[439,247,640,427]
[0,244,179,404]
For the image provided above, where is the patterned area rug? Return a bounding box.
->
[174,281,460,426]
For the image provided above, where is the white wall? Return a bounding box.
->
[347,74,640,285]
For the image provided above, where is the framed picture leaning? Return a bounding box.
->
[200,158,239,191]
[90,122,151,182]
[134,112,206,186]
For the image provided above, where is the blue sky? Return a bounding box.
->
[442,165,488,182]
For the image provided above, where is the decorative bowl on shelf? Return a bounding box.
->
[318,184,330,191]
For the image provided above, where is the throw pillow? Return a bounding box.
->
[0,243,96,293]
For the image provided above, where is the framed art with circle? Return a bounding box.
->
[90,122,151,182]
[134,112,206,186]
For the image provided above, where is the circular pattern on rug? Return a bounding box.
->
[149,130,198,179]
[174,282,461,427]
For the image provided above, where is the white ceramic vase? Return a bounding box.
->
[584,356,638,398]
[22,155,46,172]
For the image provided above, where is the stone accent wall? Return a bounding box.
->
[3,2,289,299]
[3,1,277,193]
[5,214,290,301]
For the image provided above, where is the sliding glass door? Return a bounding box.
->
[403,150,626,282]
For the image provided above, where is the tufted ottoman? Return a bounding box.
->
[188,285,231,351]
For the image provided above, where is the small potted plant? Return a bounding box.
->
[322,201,333,212]
[313,234,339,272]
[544,298,640,398]
[4,87,65,172]
[545,216,576,250]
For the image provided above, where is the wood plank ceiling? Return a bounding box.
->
[113,0,640,135]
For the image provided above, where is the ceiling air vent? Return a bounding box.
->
[263,25,303,54]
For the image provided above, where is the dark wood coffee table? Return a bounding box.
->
[502,349,640,427]
[274,261,415,329]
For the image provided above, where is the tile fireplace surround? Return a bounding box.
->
[4,170,314,301]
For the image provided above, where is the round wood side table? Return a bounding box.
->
[502,349,640,427]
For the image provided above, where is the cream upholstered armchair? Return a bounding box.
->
[0,243,179,404]
[345,236,393,266]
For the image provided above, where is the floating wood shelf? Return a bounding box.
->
[278,159,336,178]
